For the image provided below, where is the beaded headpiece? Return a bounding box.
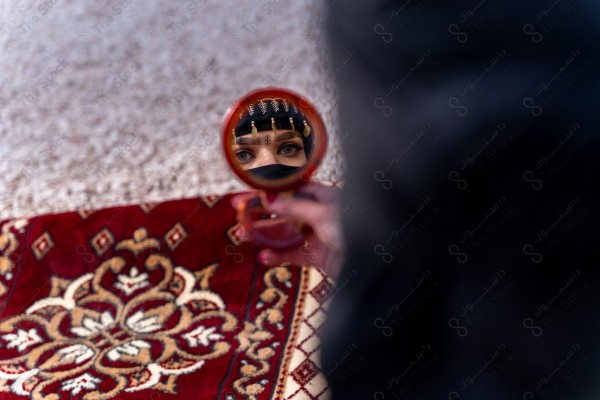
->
[235,99,311,135]
[233,98,313,157]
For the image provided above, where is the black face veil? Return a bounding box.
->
[246,164,302,180]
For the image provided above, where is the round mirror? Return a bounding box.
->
[222,87,327,192]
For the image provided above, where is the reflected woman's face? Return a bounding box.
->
[233,129,307,170]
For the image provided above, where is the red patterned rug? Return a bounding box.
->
[0,194,333,399]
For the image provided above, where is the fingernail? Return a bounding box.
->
[259,251,275,265]
[264,192,279,205]
[264,194,285,213]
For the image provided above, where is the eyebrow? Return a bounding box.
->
[234,130,302,146]
[274,131,302,142]
[234,137,261,145]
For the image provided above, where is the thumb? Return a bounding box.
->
[267,197,329,228]
[258,248,314,267]
[267,197,343,252]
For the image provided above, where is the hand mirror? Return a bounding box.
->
[222,87,328,249]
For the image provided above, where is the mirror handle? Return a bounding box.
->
[236,195,310,250]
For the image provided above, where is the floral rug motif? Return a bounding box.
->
[0,194,333,399]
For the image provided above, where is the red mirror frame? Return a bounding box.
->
[221,87,328,192]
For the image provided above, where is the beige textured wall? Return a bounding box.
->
[0,0,344,220]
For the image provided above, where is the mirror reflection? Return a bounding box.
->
[231,98,314,179]
[223,88,328,247]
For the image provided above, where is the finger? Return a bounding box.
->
[296,183,341,203]
[258,249,287,266]
[267,197,331,229]
[258,248,316,267]
[230,191,260,210]
[267,198,343,251]
[258,246,343,280]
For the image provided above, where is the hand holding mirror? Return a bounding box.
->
[222,88,328,249]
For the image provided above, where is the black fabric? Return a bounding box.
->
[323,1,600,399]
[247,164,301,180]
[235,108,305,137]
[235,98,314,159]
[235,99,309,136]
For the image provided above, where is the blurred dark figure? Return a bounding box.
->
[323,1,599,399]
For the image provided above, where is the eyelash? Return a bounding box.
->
[235,142,304,165]
[278,143,303,156]
[235,150,254,165]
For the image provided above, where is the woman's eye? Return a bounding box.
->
[236,150,254,164]
[278,143,302,157]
